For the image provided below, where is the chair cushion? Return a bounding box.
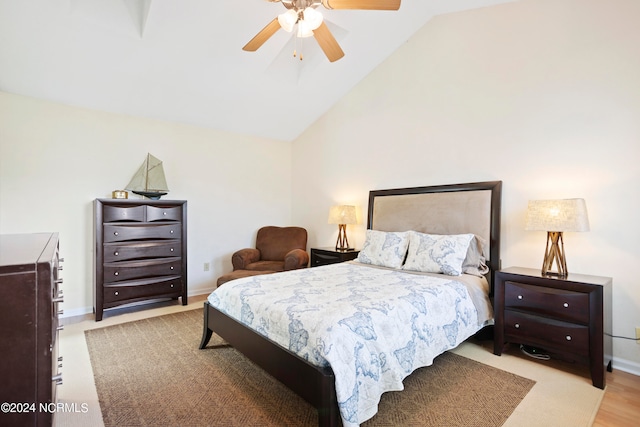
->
[216,270,276,287]
[245,260,285,272]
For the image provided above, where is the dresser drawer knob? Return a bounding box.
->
[514,323,520,329]
[57,309,64,316]
[170,248,174,252]
[114,271,119,276]
[163,212,167,216]
[53,296,64,303]
[57,325,64,331]
[170,284,174,288]
[114,231,119,236]
[566,335,572,341]
[114,291,119,296]
[114,251,119,256]
[517,295,523,300]
[563,302,569,308]
[170,230,174,234]
[170,266,174,270]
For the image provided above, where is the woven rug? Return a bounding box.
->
[85,309,534,427]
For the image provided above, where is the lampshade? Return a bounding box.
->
[525,199,590,232]
[328,205,357,225]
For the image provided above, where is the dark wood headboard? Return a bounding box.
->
[366,181,502,291]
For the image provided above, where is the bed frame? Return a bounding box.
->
[199,180,502,426]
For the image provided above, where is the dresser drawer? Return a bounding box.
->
[504,281,589,324]
[103,205,145,222]
[104,224,182,242]
[103,241,181,262]
[103,277,182,304]
[504,310,589,356]
[146,205,182,222]
[104,258,182,282]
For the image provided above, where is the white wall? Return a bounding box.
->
[0,91,292,316]
[292,0,640,373]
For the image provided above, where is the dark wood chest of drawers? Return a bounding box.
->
[0,233,63,426]
[94,199,187,321]
[493,267,612,388]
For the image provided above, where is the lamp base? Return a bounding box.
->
[335,224,352,252]
[541,231,568,278]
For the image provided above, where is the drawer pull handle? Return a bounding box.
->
[114,291,119,296]
[563,302,569,308]
[514,323,520,329]
[57,325,64,331]
[114,251,119,256]
[170,266,174,270]
[566,335,572,341]
[163,212,167,216]
[114,231,119,236]
[517,295,523,300]
[114,271,119,276]
[52,374,63,384]
[53,296,64,303]
[55,278,63,284]
[171,284,174,288]
[170,230,174,234]
[57,309,64,316]
[170,248,174,252]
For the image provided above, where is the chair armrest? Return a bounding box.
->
[283,249,309,270]
[232,248,260,270]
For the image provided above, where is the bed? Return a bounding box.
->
[199,181,502,426]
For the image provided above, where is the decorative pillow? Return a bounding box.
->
[356,230,409,269]
[462,235,490,277]
[403,231,474,276]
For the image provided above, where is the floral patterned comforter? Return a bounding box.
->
[208,262,492,427]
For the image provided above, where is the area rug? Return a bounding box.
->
[85,309,534,427]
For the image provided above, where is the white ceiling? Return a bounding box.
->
[0,0,514,141]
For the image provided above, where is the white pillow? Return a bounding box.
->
[403,231,474,276]
[356,230,409,269]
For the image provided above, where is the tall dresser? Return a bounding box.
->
[94,199,187,321]
[0,233,63,427]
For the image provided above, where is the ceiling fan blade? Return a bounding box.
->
[321,0,400,10]
[313,22,345,62]
[243,18,282,52]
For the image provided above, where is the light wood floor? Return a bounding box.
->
[593,367,640,426]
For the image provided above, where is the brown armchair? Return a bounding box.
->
[232,226,309,272]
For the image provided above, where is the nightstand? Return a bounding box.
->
[310,247,359,267]
[493,267,612,389]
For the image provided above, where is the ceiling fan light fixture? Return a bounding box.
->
[296,19,314,38]
[302,7,323,30]
[278,9,298,32]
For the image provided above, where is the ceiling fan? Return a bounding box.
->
[243,0,401,62]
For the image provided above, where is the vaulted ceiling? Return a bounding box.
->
[0,0,514,141]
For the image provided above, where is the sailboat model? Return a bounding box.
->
[125,153,169,199]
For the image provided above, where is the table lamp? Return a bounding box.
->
[328,205,357,251]
[525,198,590,277]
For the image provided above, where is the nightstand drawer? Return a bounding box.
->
[504,310,589,356]
[505,281,589,324]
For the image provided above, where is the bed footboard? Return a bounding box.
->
[199,302,341,427]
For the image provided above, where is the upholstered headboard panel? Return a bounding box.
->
[366,181,502,289]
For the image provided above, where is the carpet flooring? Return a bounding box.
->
[85,309,535,426]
